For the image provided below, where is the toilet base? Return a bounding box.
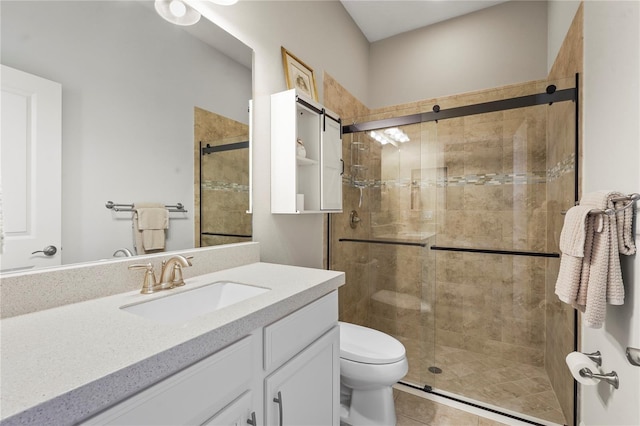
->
[340,386,396,426]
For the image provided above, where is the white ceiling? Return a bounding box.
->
[340,0,510,42]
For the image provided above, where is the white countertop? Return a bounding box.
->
[0,262,345,426]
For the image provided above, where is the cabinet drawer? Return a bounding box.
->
[202,390,255,426]
[264,291,337,371]
[82,335,254,426]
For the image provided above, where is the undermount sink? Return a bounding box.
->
[121,281,270,324]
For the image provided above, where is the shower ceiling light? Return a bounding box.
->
[370,130,397,147]
[155,0,201,26]
[384,127,410,143]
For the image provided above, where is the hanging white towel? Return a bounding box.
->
[555,205,592,306]
[132,203,169,254]
[555,191,635,328]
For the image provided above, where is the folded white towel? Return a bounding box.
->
[555,191,633,328]
[132,203,169,254]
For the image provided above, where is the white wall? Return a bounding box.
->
[367,1,548,108]
[547,0,581,72]
[581,1,640,424]
[1,1,251,264]
[191,0,370,268]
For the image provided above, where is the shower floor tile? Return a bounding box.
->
[418,345,567,425]
[394,388,512,426]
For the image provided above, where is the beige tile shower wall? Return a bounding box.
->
[545,4,583,426]
[194,107,251,247]
[324,73,373,327]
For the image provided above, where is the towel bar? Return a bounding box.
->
[105,201,188,213]
[586,193,639,216]
[561,193,640,216]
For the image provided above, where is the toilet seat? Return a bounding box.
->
[339,321,406,364]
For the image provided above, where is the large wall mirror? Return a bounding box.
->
[1,1,252,272]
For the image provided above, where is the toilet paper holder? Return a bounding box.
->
[579,368,619,389]
[582,350,602,366]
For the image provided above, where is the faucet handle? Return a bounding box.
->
[128,263,158,294]
[170,256,193,287]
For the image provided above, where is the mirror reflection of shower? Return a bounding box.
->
[195,108,252,247]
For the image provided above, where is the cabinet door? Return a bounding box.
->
[320,114,342,211]
[265,326,339,426]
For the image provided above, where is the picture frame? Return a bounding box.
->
[281,46,318,101]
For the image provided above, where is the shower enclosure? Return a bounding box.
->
[329,78,578,425]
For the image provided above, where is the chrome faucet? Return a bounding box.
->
[159,255,193,288]
[113,248,134,257]
[128,255,193,294]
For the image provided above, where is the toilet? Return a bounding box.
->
[339,321,409,426]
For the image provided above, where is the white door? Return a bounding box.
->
[0,65,62,273]
[320,113,342,211]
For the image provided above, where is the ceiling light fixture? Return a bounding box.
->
[384,127,410,143]
[370,131,397,147]
[154,0,201,26]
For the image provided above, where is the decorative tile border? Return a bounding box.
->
[201,180,249,192]
[343,154,574,189]
[546,153,575,182]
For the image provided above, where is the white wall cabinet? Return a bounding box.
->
[81,291,339,426]
[271,89,343,214]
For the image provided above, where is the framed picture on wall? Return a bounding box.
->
[281,47,318,101]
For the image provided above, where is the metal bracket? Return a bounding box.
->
[627,347,640,367]
[580,368,619,389]
[582,350,602,367]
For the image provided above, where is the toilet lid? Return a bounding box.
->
[339,322,406,364]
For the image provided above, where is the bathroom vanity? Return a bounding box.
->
[0,257,344,426]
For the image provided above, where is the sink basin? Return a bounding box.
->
[121,281,270,324]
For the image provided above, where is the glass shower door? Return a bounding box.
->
[429,104,567,424]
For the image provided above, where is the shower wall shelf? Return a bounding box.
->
[271,89,343,214]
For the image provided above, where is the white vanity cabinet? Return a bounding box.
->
[271,89,343,214]
[81,335,260,426]
[81,291,339,426]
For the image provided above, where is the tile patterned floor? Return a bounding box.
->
[394,389,510,426]
[403,345,567,425]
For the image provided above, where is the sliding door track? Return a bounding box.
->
[397,381,553,426]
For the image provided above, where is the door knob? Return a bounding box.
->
[32,245,57,256]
